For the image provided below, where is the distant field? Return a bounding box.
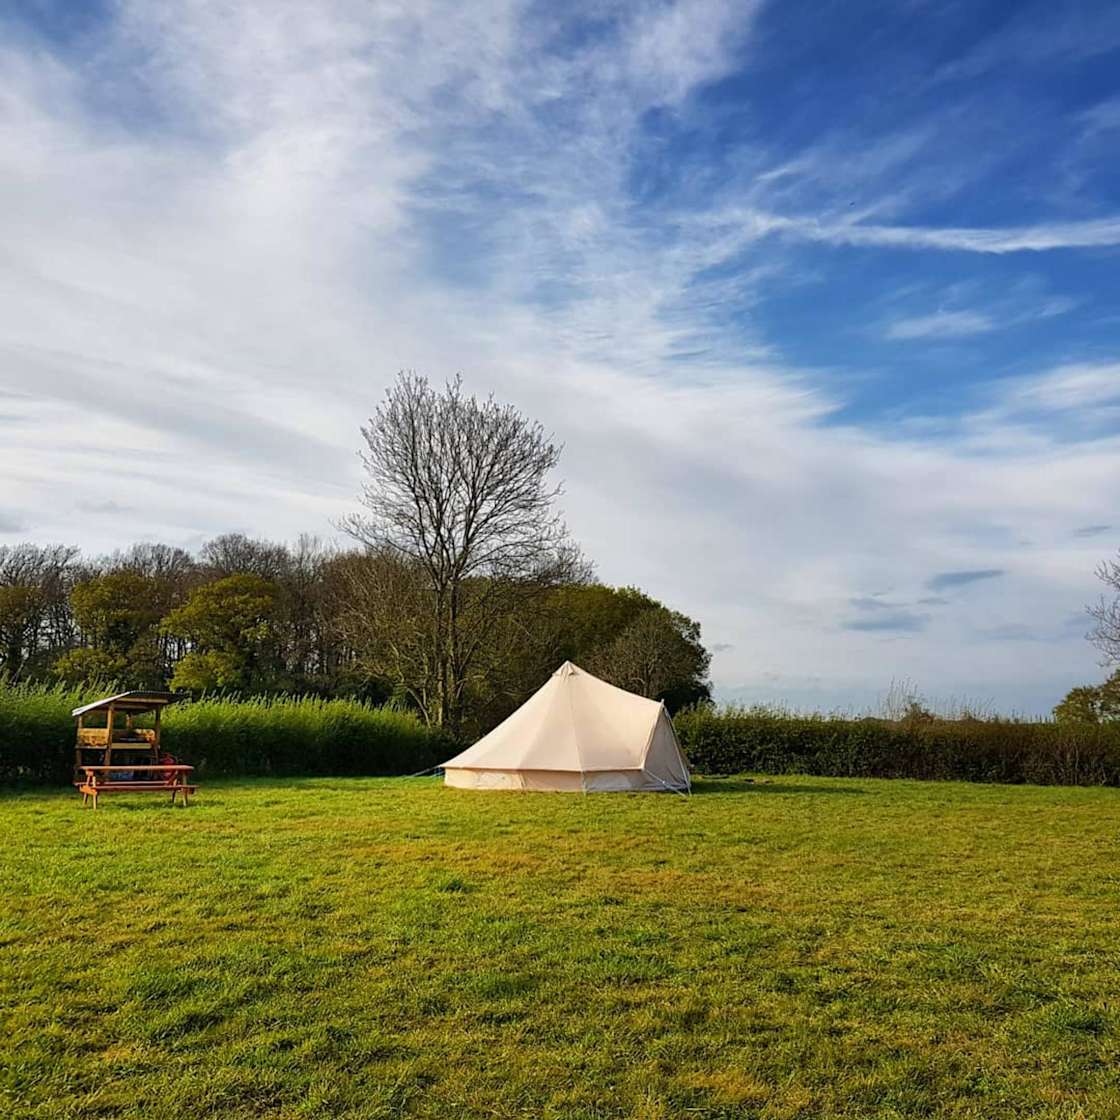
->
[2,777,1119,1119]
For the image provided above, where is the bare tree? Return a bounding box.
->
[330,549,442,717]
[108,542,198,583]
[1089,551,1120,664]
[341,372,585,732]
[201,533,292,581]
[0,544,80,678]
[283,535,334,680]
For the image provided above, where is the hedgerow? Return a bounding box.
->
[6,679,1119,787]
[674,705,1120,786]
[0,679,92,785]
[164,693,448,778]
[0,680,449,785]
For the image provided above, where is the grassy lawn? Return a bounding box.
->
[2,776,1119,1119]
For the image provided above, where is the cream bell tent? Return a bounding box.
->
[441,661,690,792]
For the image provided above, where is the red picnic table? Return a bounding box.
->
[77,764,196,809]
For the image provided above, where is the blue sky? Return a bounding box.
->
[1,0,1118,714]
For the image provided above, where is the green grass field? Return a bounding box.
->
[2,776,1119,1119]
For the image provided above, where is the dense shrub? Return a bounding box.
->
[675,705,1120,786]
[163,694,450,778]
[0,679,95,785]
[0,680,451,785]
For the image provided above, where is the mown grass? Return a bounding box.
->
[2,776,1119,1119]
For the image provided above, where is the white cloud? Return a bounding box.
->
[771,213,1120,254]
[624,0,760,105]
[0,0,1115,714]
[1077,96,1120,138]
[885,310,996,339]
[882,289,1076,341]
[1003,362,1120,411]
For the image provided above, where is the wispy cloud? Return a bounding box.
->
[882,291,1075,340]
[776,214,1120,254]
[933,5,1120,85]
[1003,363,1120,411]
[1073,524,1112,539]
[849,596,898,611]
[885,309,996,339]
[1077,96,1120,139]
[843,611,928,633]
[927,569,1006,591]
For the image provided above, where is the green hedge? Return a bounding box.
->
[674,705,1120,786]
[163,694,449,778]
[0,681,451,785]
[0,680,92,785]
[8,680,1119,789]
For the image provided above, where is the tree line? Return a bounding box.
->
[0,374,710,738]
[0,536,709,737]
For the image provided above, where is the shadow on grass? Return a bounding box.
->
[691,778,867,796]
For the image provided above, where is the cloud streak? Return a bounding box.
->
[927,569,1006,591]
[843,611,928,634]
[767,213,1120,254]
[885,310,996,339]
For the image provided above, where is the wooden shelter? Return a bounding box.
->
[71,692,196,807]
[72,691,180,775]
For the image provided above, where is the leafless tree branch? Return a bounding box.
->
[340,372,586,732]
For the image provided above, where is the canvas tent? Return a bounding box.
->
[442,661,690,792]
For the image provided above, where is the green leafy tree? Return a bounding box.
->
[585,605,711,710]
[544,584,660,660]
[60,571,167,687]
[103,543,200,678]
[453,582,712,732]
[1053,672,1120,724]
[161,574,281,692]
[71,572,162,649]
[51,647,128,687]
[168,650,248,693]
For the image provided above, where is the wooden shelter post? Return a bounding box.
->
[106,704,114,768]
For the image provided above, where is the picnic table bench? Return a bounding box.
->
[70,691,195,810]
[76,764,196,809]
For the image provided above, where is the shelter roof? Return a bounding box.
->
[71,691,182,718]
